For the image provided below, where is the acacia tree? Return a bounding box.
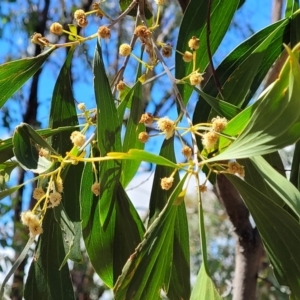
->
[1,0,300,299]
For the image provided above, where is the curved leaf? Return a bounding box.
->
[114,174,188,299]
[0,47,54,108]
[226,174,300,298]
[204,44,300,162]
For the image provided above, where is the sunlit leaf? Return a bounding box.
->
[190,264,223,300]
[67,24,77,41]
[107,149,180,169]
[0,47,54,108]
[0,161,18,190]
[204,44,300,163]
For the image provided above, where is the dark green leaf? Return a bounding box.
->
[24,210,75,300]
[81,162,144,288]
[48,46,83,263]
[114,174,188,299]
[148,138,190,299]
[13,125,39,170]
[220,19,290,107]
[0,125,80,164]
[0,47,54,108]
[290,141,300,190]
[226,174,300,298]
[94,40,122,228]
[121,81,145,188]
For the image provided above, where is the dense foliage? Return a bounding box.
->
[1,0,300,299]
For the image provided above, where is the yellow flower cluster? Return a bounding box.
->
[21,211,43,237]
[157,116,175,140]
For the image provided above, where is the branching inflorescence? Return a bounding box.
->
[22,0,244,238]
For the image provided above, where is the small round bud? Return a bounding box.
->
[50,22,63,35]
[33,188,45,200]
[119,44,131,56]
[98,26,111,39]
[227,161,245,178]
[49,192,62,208]
[139,113,154,125]
[160,177,174,190]
[199,184,207,193]
[77,103,86,111]
[202,131,219,150]
[155,0,165,5]
[157,116,175,140]
[138,132,149,143]
[91,182,100,196]
[70,131,86,147]
[74,9,85,20]
[116,80,126,91]
[39,148,49,157]
[134,25,151,40]
[162,44,172,58]
[188,36,200,50]
[31,33,49,48]
[212,116,227,132]
[31,33,42,44]
[182,51,193,62]
[190,72,204,86]
[181,146,192,159]
[77,17,88,28]
[56,177,64,193]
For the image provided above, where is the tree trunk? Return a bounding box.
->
[215,175,264,300]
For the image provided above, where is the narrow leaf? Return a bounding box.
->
[114,175,188,299]
[0,47,54,108]
[24,211,75,300]
[107,149,180,169]
[94,40,122,228]
[204,44,300,162]
[81,162,144,288]
[226,174,300,298]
